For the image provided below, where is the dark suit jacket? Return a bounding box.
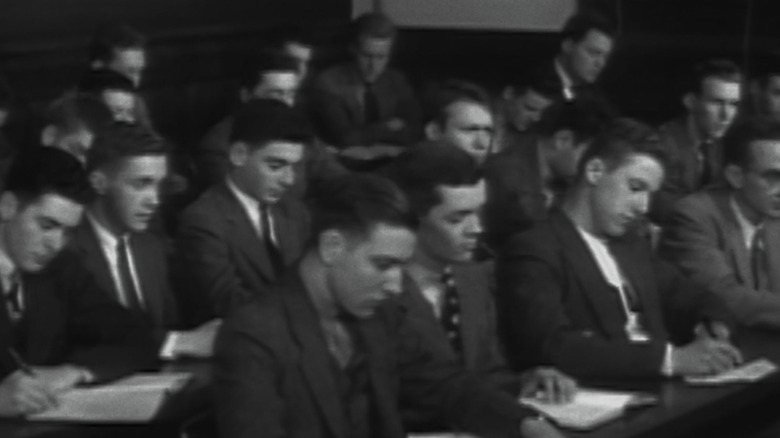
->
[659,188,780,327]
[310,63,422,148]
[497,211,733,379]
[195,115,348,194]
[214,270,531,438]
[400,263,517,392]
[175,181,309,323]
[0,251,158,382]
[651,116,724,224]
[484,131,548,248]
[69,219,181,340]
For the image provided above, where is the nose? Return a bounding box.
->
[147,187,161,209]
[465,214,483,236]
[47,230,67,254]
[280,167,296,188]
[635,193,650,215]
[383,267,404,298]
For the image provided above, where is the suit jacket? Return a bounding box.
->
[400,263,517,392]
[310,63,422,148]
[0,250,157,382]
[69,219,180,340]
[497,210,733,379]
[651,116,724,224]
[484,131,548,248]
[195,115,348,194]
[214,269,532,438]
[175,181,309,323]
[659,188,780,327]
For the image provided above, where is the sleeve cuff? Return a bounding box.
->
[159,331,181,360]
[661,343,674,376]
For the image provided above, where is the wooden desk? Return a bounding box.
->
[569,329,780,438]
[0,360,212,438]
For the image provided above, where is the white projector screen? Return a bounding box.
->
[353,0,576,31]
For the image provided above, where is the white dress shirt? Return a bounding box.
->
[226,176,277,244]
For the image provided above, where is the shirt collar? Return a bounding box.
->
[730,194,763,244]
[86,211,124,249]
[554,58,576,91]
[226,176,260,216]
[0,230,17,285]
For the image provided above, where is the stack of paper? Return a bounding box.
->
[519,388,654,430]
[685,358,777,385]
[29,372,192,423]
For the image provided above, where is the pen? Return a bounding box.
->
[8,347,34,376]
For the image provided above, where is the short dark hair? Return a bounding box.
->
[388,141,483,217]
[78,68,137,96]
[424,79,492,126]
[576,118,665,179]
[722,117,780,169]
[308,173,418,242]
[509,67,561,102]
[685,58,742,95]
[5,146,93,205]
[536,97,613,144]
[45,92,113,136]
[753,53,780,88]
[87,122,170,172]
[560,12,616,44]
[230,98,313,148]
[353,12,396,43]
[238,50,299,92]
[88,23,146,64]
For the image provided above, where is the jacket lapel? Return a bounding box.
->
[74,221,118,303]
[282,274,348,438]
[453,265,484,369]
[551,212,627,337]
[609,239,665,337]
[128,235,165,326]
[218,183,276,282]
[711,191,753,285]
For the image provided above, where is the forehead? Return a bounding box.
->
[113,154,168,176]
[609,153,664,185]
[285,42,312,60]
[748,140,780,169]
[434,181,487,212]
[102,89,135,103]
[352,223,416,256]
[112,48,146,66]
[357,37,393,54]
[700,77,741,98]
[521,89,553,108]
[446,101,493,126]
[577,29,613,50]
[258,71,299,89]
[21,193,84,224]
[251,141,304,161]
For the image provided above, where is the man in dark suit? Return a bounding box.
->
[74,123,218,358]
[493,70,560,151]
[484,98,611,247]
[196,51,346,194]
[660,118,780,328]
[498,119,742,380]
[387,144,575,419]
[177,99,312,323]
[215,172,564,438]
[0,147,156,417]
[310,13,422,150]
[651,59,743,223]
[540,12,615,105]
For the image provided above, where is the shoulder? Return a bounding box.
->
[222,294,286,342]
[181,185,231,224]
[671,189,723,223]
[314,64,354,89]
[502,218,561,257]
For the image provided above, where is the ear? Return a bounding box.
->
[40,125,57,147]
[318,229,347,265]
[584,158,606,185]
[89,170,110,195]
[0,192,19,222]
[228,142,249,167]
[561,39,574,55]
[724,164,745,189]
[683,92,697,112]
[239,88,252,103]
[425,122,442,141]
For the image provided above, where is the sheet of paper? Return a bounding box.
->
[29,372,192,423]
[519,388,644,430]
[685,358,777,385]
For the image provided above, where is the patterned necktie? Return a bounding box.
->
[363,83,380,124]
[260,204,284,276]
[117,236,144,314]
[752,226,769,290]
[439,267,463,359]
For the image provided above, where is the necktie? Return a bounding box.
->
[4,274,22,323]
[363,83,380,124]
[439,267,463,359]
[699,140,714,187]
[261,204,284,276]
[117,236,144,314]
[752,226,769,291]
